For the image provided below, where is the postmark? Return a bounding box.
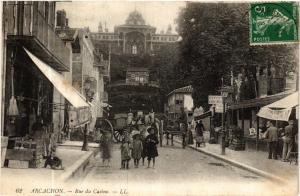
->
[250,2,299,45]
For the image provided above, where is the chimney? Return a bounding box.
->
[56,10,66,28]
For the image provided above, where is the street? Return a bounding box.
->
[1,2,299,196]
[70,142,291,195]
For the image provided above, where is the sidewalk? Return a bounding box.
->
[174,133,298,183]
[1,141,98,188]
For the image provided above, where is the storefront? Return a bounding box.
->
[228,91,296,151]
[3,47,89,168]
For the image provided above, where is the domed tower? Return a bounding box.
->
[125,10,146,25]
[115,10,156,55]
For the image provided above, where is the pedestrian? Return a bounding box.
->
[120,138,131,169]
[282,120,295,162]
[141,128,148,166]
[195,120,205,147]
[265,121,279,160]
[145,127,159,168]
[187,122,194,145]
[131,134,143,168]
[178,107,187,148]
[99,130,112,167]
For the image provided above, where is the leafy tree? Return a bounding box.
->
[176,2,298,109]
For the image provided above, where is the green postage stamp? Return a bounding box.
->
[250,2,299,45]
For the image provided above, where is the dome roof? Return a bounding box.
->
[125,10,146,25]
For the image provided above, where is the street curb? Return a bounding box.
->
[173,139,287,183]
[58,149,98,182]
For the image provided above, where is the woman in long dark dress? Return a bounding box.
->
[99,130,112,167]
[145,128,159,168]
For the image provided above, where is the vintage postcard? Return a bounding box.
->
[0,1,299,196]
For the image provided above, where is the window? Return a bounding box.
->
[132,45,137,54]
[175,100,183,105]
[44,2,49,23]
[139,77,144,83]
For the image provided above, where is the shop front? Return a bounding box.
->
[3,48,89,168]
[228,91,296,152]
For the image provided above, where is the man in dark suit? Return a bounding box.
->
[266,121,279,159]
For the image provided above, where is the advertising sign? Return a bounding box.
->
[208,95,223,105]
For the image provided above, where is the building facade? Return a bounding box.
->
[167,85,194,120]
[1,1,77,167]
[90,10,179,114]
[55,11,106,132]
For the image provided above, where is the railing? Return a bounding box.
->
[4,3,70,70]
[109,80,160,88]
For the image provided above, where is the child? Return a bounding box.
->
[120,138,131,169]
[131,134,143,168]
[145,128,159,168]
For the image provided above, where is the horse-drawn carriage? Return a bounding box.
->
[95,113,161,143]
[160,111,193,148]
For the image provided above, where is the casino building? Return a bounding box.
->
[90,10,179,114]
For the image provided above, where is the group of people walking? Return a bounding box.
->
[99,110,160,169]
[178,107,206,148]
[120,127,159,169]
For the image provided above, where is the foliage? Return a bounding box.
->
[176,2,298,109]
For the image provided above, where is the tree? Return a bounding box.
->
[176,2,298,109]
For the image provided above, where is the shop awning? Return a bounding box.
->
[24,48,90,108]
[257,91,298,121]
[194,111,212,121]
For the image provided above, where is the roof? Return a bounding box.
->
[167,85,193,96]
[228,90,295,110]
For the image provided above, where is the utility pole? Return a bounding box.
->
[221,96,226,155]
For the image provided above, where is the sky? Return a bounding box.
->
[56,1,186,34]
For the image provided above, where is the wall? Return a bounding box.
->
[72,53,83,93]
[81,30,103,130]
[52,42,72,142]
[184,94,194,111]
[52,88,65,138]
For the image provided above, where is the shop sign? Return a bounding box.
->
[214,104,224,113]
[208,95,223,105]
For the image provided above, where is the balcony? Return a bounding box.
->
[4,3,70,71]
[109,80,160,89]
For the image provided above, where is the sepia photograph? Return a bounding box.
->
[0,1,299,195]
